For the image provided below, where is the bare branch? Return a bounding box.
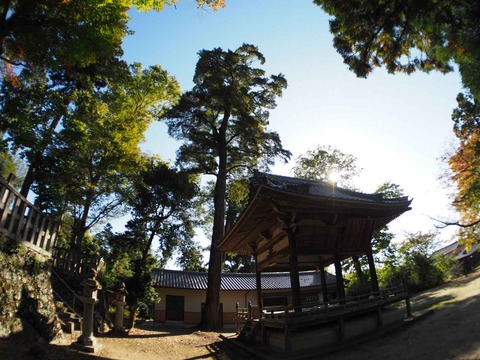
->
[433,217,480,229]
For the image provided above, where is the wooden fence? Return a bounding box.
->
[0,175,60,258]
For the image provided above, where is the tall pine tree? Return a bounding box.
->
[163,44,291,330]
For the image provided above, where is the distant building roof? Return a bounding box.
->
[433,241,480,260]
[152,269,336,291]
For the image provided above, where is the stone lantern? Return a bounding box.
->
[113,282,128,333]
[73,268,102,353]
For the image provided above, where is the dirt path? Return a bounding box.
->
[96,325,251,360]
[322,270,480,360]
[2,270,480,360]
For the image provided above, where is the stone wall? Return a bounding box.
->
[0,240,62,342]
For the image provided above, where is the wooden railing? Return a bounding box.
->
[262,283,409,327]
[0,175,60,258]
[256,284,411,352]
[235,301,261,334]
[51,247,104,278]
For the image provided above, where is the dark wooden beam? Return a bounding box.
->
[319,265,328,303]
[255,254,262,308]
[334,257,346,300]
[288,227,302,311]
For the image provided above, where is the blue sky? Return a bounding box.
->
[121,0,463,253]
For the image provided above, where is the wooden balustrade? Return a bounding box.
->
[261,283,408,327]
[0,175,60,258]
[235,301,262,334]
[51,247,104,277]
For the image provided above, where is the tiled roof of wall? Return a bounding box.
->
[433,241,480,260]
[152,269,336,291]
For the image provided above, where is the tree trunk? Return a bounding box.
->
[201,123,228,331]
[20,113,64,198]
[352,255,368,293]
[20,164,36,197]
[128,305,136,329]
[70,199,92,249]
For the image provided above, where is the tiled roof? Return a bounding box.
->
[433,241,480,260]
[152,269,336,291]
[254,172,410,205]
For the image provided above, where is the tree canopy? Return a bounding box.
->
[313,0,480,101]
[292,145,361,189]
[0,0,225,73]
[27,62,180,248]
[312,1,480,247]
[442,92,480,244]
[163,43,290,330]
[125,158,200,266]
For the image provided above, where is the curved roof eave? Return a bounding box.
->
[218,181,412,254]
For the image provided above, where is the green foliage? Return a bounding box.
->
[176,242,206,272]
[125,256,159,310]
[133,0,226,12]
[9,62,181,248]
[0,151,16,181]
[314,0,480,101]
[434,252,463,278]
[375,181,404,199]
[292,145,361,189]
[0,0,129,71]
[0,236,21,255]
[344,270,371,296]
[377,262,404,289]
[126,157,200,266]
[165,43,291,175]
[97,159,201,313]
[223,253,254,273]
[0,0,223,72]
[370,181,405,260]
[95,225,159,313]
[0,150,26,190]
[443,92,480,245]
[378,231,455,292]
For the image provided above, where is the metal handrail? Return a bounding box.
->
[50,266,83,320]
[52,288,82,321]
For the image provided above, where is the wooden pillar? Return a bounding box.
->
[334,257,346,300]
[255,253,262,308]
[403,276,412,318]
[319,266,328,303]
[288,228,302,311]
[405,297,412,318]
[252,243,263,308]
[366,249,379,293]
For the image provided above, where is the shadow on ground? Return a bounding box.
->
[0,339,108,360]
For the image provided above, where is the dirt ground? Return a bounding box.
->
[322,269,480,360]
[2,269,480,360]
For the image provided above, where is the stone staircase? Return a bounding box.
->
[50,267,83,337]
[237,320,261,345]
[54,299,82,336]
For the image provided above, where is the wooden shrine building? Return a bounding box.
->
[218,172,413,352]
